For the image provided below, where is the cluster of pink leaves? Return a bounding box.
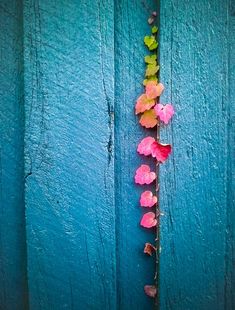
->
[137,137,172,162]
[135,81,174,128]
[135,136,171,230]
[134,80,174,299]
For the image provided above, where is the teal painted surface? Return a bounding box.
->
[159,0,235,309]
[23,0,157,309]
[226,2,235,307]
[0,1,28,309]
[23,0,116,309]
[0,0,234,309]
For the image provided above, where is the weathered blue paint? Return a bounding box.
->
[226,2,235,308]
[0,1,28,309]
[23,0,116,309]
[0,0,234,309]
[159,0,235,309]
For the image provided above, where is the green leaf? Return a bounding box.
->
[144,36,155,48]
[145,64,159,77]
[152,26,158,34]
[149,41,158,51]
[144,55,157,64]
[143,76,158,86]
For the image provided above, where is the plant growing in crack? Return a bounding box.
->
[134,11,174,307]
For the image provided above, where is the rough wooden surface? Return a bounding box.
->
[159,0,235,309]
[225,1,235,308]
[0,1,28,309]
[0,0,234,309]
[23,0,116,309]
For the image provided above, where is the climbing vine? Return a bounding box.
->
[134,11,174,304]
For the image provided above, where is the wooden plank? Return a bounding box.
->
[159,0,234,309]
[114,1,158,309]
[225,1,235,308]
[0,1,28,309]
[23,0,116,308]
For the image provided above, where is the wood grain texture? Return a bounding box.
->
[225,1,235,308]
[0,1,28,309]
[0,0,234,309]
[114,1,158,309]
[159,0,235,309]
[23,0,116,309]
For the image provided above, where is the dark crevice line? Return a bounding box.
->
[97,1,114,168]
[155,1,161,309]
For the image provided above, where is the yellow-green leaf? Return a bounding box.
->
[144,55,157,64]
[144,36,156,48]
[145,64,159,77]
[149,41,158,51]
[152,26,158,34]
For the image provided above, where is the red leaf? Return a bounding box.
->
[144,285,157,298]
[139,109,158,128]
[146,82,164,99]
[151,141,171,163]
[135,165,156,185]
[135,94,155,114]
[144,243,156,256]
[140,212,157,228]
[137,136,155,156]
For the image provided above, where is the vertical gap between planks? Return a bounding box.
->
[155,1,161,309]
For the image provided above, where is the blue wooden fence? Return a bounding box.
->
[160,1,235,309]
[0,0,234,309]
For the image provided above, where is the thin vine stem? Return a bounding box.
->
[155,5,161,307]
[155,125,160,309]
[135,4,173,306]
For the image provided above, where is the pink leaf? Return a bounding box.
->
[140,212,157,228]
[139,109,158,128]
[135,165,156,185]
[154,103,174,124]
[135,94,155,114]
[144,285,157,298]
[140,191,157,207]
[144,243,156,256]
[146,82,164,99]
[151,141,172,163]
[137,137,155,156]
